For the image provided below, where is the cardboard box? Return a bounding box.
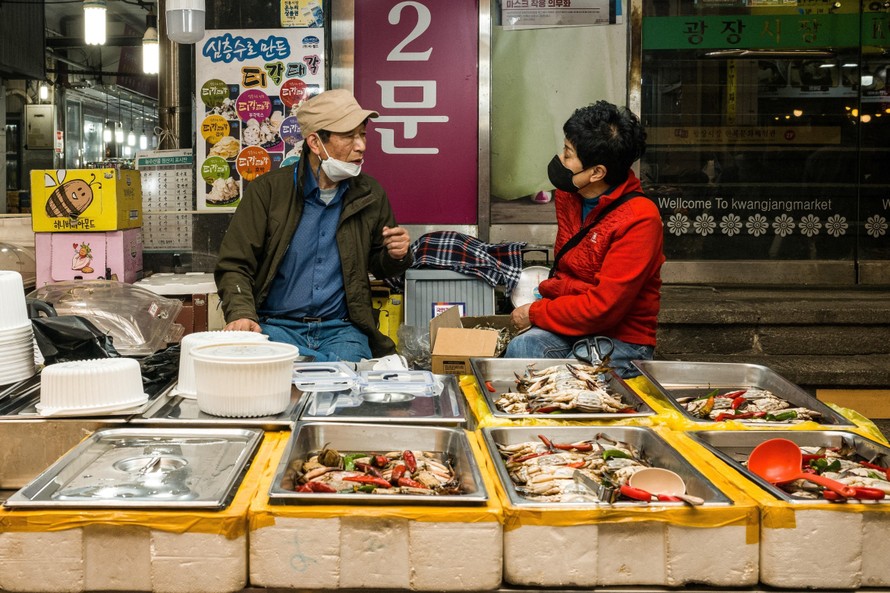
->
[31,168,143,232]
[429,307,501,375]
[35,229,143,287]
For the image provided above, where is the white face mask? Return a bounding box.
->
[317,136,362,182]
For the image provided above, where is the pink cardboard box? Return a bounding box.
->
[36,229,143,287]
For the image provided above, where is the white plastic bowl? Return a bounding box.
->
[38,358,147,414]
[0,271,29,331]
[191,341,299,417]
[175,330,270,398]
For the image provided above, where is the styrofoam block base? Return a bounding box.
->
[862,511,890,587]
[0,526,246,593]
[504,522,757,587]
[761,509,864,589]
[250,516,502,590]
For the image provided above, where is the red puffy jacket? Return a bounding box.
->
[529,170,665,346]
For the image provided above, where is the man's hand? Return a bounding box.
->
[511,303,532,331]
[383,226,410,260]
[225,318,262,332]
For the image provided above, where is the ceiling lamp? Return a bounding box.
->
[139,103,148,150]
[83,0,107,46]
[166,0,205,44]
[142,13,159,75]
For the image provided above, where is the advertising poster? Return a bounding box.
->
[195,29,325,212]
[501,0,621,29]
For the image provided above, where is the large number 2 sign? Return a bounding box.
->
[355,0,479,224]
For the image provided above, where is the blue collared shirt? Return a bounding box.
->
[259,167,350,320]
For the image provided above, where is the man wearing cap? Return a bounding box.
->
[215,89,412,361]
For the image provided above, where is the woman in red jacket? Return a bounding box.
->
[506,101,665,378]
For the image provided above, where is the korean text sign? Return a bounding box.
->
[355,0,479,224]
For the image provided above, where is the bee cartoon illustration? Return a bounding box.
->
[71,242,94,274]
[44,170,102,218]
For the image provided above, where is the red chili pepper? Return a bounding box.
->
[397,477,428,489]
[510,451,550,463]
[731,396,747,410]
[554,442,594,452]
[373,455,389,468]
[344,475,392,488]
[305,481,338,493]
[714,411,758,422]
[391,464,408,482]
[354,462,383,478]
[296,483,313,493]
[860,461,890,480]
[484,380,496,393]
[617,407,637,414]
[403,449,417,473]
[567,461,586,468]
[537,434,555,451]
[535,406,560,414]
[719,389,748,399]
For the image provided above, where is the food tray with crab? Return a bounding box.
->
[632,360,853,426]
[470,358,655,420]
[687,429,890,504]
[481,425,732,508]
[267,421,488,506]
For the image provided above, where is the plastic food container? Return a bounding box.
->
[37,358,148,416]
[175,330,270,398]
[191,342,300,417]
[0,270,29,331]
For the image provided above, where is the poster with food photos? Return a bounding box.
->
[195,28,325,211]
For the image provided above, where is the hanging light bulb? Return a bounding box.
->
[83,0,107,46]
[142,13,159,75]
[166,0,205,44]
[103,122,113,143]
[115,95,124,144]
[127,100,136,146]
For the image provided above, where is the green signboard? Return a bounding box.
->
[642,13,879,50]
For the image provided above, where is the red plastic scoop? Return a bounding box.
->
[747,438,856,498]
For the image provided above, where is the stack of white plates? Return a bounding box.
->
[0,271,36,385]
[37,358,148,417]
[191,342,299,418]
[174,330,270,398]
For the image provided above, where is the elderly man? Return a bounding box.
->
[215,89,412,361]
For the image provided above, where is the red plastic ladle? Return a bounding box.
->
[747,438,857,498]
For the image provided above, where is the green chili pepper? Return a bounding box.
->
[765,410,798,422]
[355,484,376,493]
[602,449,631,461]
[343,453,363,472]
[696,388,720,400]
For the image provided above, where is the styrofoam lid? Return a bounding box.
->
[190,342,299,363]
[511,266,551,308]
[136,272,217,295]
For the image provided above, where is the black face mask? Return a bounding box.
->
[548,155,582,193]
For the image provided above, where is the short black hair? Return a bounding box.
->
[563,101,646,186]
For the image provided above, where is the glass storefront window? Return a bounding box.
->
[640,0,889,280]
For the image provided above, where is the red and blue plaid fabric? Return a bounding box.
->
[408,231,526,296]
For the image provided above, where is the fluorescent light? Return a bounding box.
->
[83,0,107,46]
[39,83,48,101]
[142,14,159,74]
[842,63,858,68]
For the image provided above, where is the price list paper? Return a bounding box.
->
[135,149,194,250]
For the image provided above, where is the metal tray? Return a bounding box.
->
[268,421,488,506]
[4,427,264,509]
[482,425,733,508]
[687,429,890,504]
[299,374,467,426]
[130,384,305,430]
[632,360,854,426]
[0,374,166,421]
[470,358,655,420]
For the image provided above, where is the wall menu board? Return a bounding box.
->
[195,29,325,212]
[135,149,194,250]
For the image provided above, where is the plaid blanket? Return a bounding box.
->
[407,231,527,296]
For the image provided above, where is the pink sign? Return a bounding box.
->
[354,0,478,225]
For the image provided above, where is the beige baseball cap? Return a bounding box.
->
[296,89,379,137]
